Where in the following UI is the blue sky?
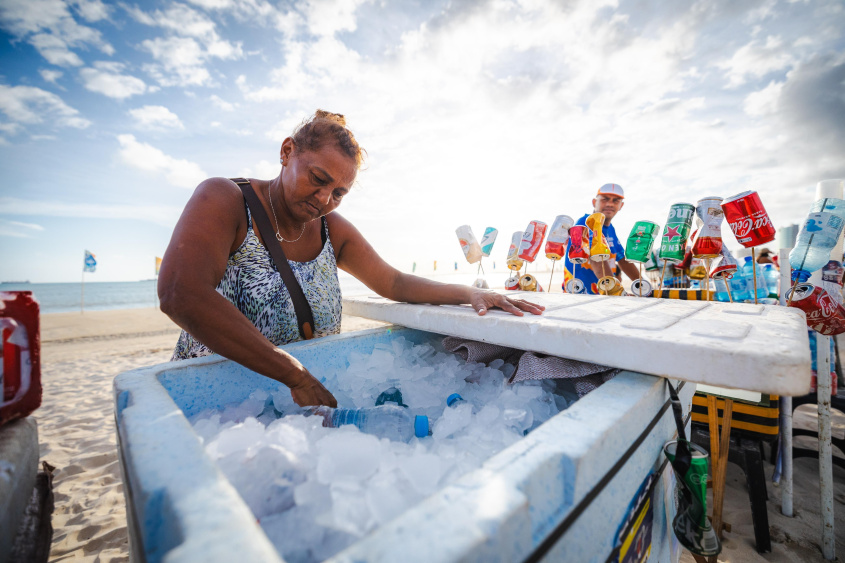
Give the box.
[0,0,843,283]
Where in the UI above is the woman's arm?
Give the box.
[158,178,336,407]
[330,214,544,316]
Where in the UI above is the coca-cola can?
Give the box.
[721,191,776,248]
[786,283,845,336]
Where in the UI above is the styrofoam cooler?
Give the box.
[113,293,811,563]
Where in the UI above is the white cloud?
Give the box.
[80,61,147,99]
[0,219,44,238]
[185,0,235,8]
[70,0,111,22]
[304,0,369,37]
[117,134,207,189]
[744,80,784,117]
[0,197,182,227]
[39,68,63,83]
[128,105,184,129]
[0,0,114,66]
[209,94,235,111]
[0,84,91,129]
[718,36,795,88]
[131,3,243,87]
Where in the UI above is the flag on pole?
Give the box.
[83,250,97,273]
[155,257,162,276]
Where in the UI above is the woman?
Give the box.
[159,110,544,408]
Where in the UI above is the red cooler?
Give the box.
[1,291,41,426]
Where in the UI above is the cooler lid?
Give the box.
[342,292,811,396]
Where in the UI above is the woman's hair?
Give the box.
[291,110,365,168]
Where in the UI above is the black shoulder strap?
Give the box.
[231,178,315,340]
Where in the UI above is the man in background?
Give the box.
[564,183,642,294]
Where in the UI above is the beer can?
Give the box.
[630,278,653,297]
[586,213,611,262]
[456,225,482,263]
[506,231,524,271]
[597,276,624,296]
[786,283,845,336]
[519,274,543,292]
[658,203,695,263]
[546,215,574,260]
[480,227,498,257]
[721,190,776,248]
[625,221,659,263]
[505,273,520,290]
[567,226,590,264]
[518,220,548,262]
[566,278,586,294]
[711,245,738,279]
[692,197,724,258]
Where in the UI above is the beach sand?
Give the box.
[28,308,845,562]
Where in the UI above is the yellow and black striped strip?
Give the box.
[652,289,714,301]
[691,394,780,437]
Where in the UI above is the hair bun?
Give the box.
[315,109,346,127]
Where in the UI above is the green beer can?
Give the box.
[625,220,659,263]
[659,203,695,263]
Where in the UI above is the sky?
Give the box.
[0,0,843,283]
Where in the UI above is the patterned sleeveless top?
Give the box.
[171,205,342,360]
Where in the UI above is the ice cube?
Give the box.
[316,428,381,484]
[398,445,442,496]
[433,403,473,439]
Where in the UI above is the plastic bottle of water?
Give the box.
[306,404,429,442]
[375,386,406,407]
[789,211,845,282]
[762,264,779,299]
[446,393,467,408]
[729,268,750,302]
[809,196,845,221]
[740,257,768,300]
[714,278,731,302]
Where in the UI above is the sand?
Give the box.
[26,308,845,562]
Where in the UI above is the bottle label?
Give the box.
[802,212,844,242]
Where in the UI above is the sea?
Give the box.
[0,271,522,314]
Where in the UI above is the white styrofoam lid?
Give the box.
[342,292,812,396]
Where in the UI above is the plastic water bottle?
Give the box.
[810,196,845,221]
[305,405,429,442]
[729,268,750,302]
[762,264,779,298]
[446,393,467,408]
[714,278,731,302]
[740,257,768,300]
[789,212,845,282]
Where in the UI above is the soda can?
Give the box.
[505,273,520,290]
[597,276,624,296]
[567,226,590,264]
[711,245,738,279]
[658,203,695,263]
[479,227,498,257]
[506,231,524,271]
[692,197,724,259]
[545,215,574,260]
[518,220,548,262]
[586,213,610,261]
[644,250,661,272]
[688,257,707,280]
[625,221,660,263]
[721,190,776,248]
[630,278,653,297]
[566,278,586,294]
[456,225,482,263]
[519,274,544,292]
[786,283,845,336]
[472,278,489,289]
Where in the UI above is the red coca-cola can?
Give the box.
[787,283,845,336]
[721,191,776,248]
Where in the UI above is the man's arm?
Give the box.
[617,258,641,281]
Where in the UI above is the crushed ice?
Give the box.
[190,337,574,562]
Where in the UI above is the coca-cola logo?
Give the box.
[729,215,770,237]
[806,291,840,321]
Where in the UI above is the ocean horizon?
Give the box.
[0,270,530,314]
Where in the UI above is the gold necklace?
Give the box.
[267,182,306,243]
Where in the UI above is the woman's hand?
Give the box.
[289,368,338,408]
[470,289,545,317]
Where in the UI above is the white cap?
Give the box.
[597,183,624,198]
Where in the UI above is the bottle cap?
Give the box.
[414,415,430,438]
[791,269,811,283]
[446,393,463,407]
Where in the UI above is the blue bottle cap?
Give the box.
[414,415,430,438]
[446,393,463,407]
[791,269,811,283]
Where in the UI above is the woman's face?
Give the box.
[280,138,357,222]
